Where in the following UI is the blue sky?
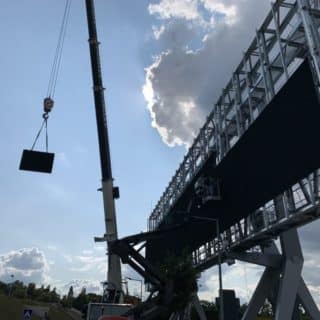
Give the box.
[1,0,319,305]
[0,0,185,293]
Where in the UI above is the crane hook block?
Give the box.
[43,97,54,113]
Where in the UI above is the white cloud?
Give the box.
[64,253,106,274]
[200,0,237,24]
[198,262,263,304]
[0,248,50,285]
[144,0,270,147]
[149,0,199,20]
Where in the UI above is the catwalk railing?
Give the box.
[192,169,320,270]
[148,0,320,231]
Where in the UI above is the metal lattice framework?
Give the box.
[148,0,320,232]
[192,170,320,270]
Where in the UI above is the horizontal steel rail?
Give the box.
[148,0,320,231]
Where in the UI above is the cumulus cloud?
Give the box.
[144,0,270,146]
[149,0,199,20]
[60,279,102,296]
[0,248,50,285]
[64,253,106,273]
[198,262,263,304]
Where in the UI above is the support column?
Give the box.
[241,268,279,320]
[274,229,304,320]
[192,294,207,320]
[298,279,320,319]
[235,231,320,320]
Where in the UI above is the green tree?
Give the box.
[259,300,273,316]
[73,287,88,311]
[12,281,27,299]
[67,286,74,307]
[50,287,60,303]
[27,283,36,299]
[37,284,45,301]
[0,281,9,295]
[87,293,102,303]
[61,295,68,308]
[239,303,248,318]
[160,253,199,314]
[190,301,218,320]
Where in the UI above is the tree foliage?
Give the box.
[0,280,102,313]
[159,253,199,313]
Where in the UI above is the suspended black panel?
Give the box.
[19,150,54,174]
[146,59,320,266]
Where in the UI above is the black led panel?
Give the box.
[146,59,320,266]
[19,150,54,174]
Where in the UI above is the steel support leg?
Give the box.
[275,229,304,320]
[238,230,319,320]
[192,294,207,320]
[298,278,320,319]
[241,267,279,320]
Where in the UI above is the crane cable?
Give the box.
[31,0,72,152]
[47,0,72,98]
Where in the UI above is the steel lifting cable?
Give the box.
[31,114,49,152]
[31,0,71,152]
[47,0,72,98]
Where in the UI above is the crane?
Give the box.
[19,0,127,316]
[85,0,122,304]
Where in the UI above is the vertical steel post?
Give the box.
[85,0,122,302]
[192,216,224,320]
[216,220,224,320]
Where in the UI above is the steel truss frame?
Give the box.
[237,230,320,320]
[192,171,320,319]
[148,0,320,232]
[110,228,208,320]
[112,172,320,318]
[145,1,320,319]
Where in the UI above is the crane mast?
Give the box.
[85,0,122,303]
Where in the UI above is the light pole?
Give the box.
[191,216,224,320]
[126,277,143,302]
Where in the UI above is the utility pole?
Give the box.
[191,216,224,320]
[85,0,122,303]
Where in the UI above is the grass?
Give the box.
[0,295,42,320]
[0,294,77,320]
